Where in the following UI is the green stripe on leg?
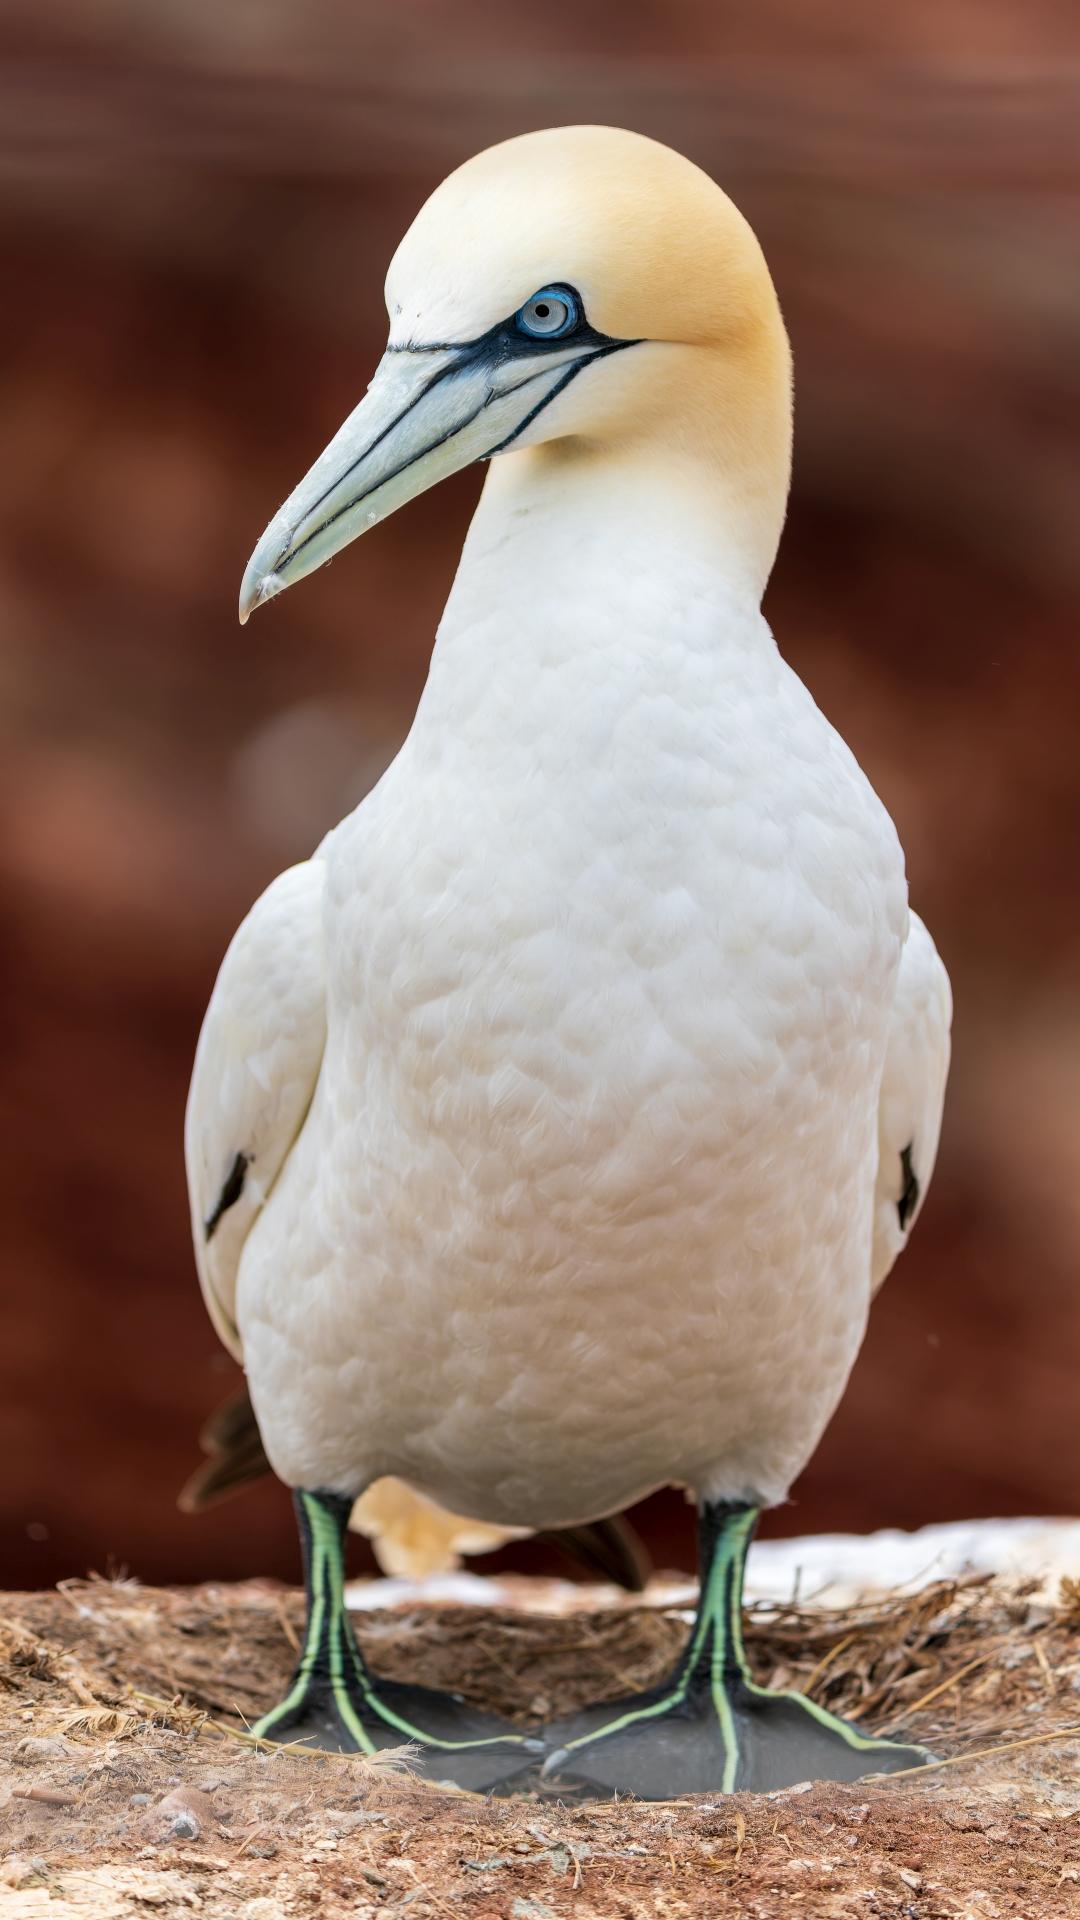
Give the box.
[254,1487,532,1760]
[722,1506,929,1760]
[251,1490,339,1740]
[710,1509,751,1792]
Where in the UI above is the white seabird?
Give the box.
[186,125,951,1796]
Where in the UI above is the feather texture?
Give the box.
[186,125,952,1558]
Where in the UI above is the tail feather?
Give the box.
[177,1382,271,1511]
[538,1515,651,1592]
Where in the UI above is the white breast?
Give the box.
[235,502,908,1530]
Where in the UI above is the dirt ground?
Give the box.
[3,1575,1080,1918]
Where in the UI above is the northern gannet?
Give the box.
[186,125,951,1796]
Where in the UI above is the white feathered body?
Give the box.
[188,479,950,1532]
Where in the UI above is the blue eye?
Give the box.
[517,288,578,338]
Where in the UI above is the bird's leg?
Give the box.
[250,1489,543,1790]
[250,1491,371,1752]
[537,1500,932,1797]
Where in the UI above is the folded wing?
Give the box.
[185,857,328,1356]
[871,909,952,1294]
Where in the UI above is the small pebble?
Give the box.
[139,1787,216,1847]
[13,1737,73,1765]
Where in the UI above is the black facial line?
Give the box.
[281,361,580,568]
[485,339,636,455]
[284,297,619,541]
[284,343,637,568]
[280,353,473,542]
[283,389,492,564]
[276,293,636,559]
[397,284,616,360]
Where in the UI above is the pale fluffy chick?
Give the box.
[350,1479,528,1580]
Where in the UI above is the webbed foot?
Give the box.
[251,1490,543,1793]
[538,1503,932,1798]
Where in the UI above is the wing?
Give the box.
[185,857,327,1357]
[871,908,952,1295]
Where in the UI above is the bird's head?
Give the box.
[240,125,792,622]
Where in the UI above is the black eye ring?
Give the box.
[516,286,580,340]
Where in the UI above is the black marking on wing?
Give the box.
[897,1142,920,1231]
[204,1151,249,1241]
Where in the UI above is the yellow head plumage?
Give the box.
[241,126,792,618]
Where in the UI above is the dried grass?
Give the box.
[741,1570,1080,1758]
[2,1572,1080,1917]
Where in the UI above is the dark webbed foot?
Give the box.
[538,1503,932,1798]
[257,1490,931,1799]
[251,1490,542,1792]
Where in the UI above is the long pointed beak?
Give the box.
[239,337,608,622]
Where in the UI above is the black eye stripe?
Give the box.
[391,283,619,365]
[281,295,641,564]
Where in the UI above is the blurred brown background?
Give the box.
[1,0,1079,1590]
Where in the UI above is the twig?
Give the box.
[877,1652,991,1732]
[235,1824,270,1859]
[800,1633,860,1697]
[865,1720,1080,1780]
[276,1597,301,1655]
[192,1711,482,1795]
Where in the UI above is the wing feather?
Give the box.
[184,857,327,1356]
[871,908,952,1295]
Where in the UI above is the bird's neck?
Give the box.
[434,436,776,689]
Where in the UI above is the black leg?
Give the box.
[251,1489,542,1791]
[536,1500,933,1797]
